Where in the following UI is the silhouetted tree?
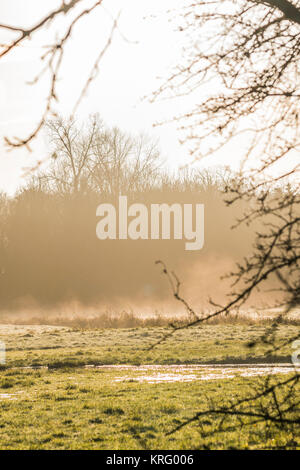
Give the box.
[34,116,161,196]
[151,0,300,447]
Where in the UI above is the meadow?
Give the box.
[0,323,299,450]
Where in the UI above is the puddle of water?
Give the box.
[109,364,296,383]
[2,363,296,384]
[0,391,24,400]
[0,394,18,400]
[91,363,294,371]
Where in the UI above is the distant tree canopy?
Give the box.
[32,115,161,196]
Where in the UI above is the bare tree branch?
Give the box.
[0,0,120,149]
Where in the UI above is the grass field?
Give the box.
[0,323,299,449]
[0,323,298,368]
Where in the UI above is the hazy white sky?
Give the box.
[0,0,237,195]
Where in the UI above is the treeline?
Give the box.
[0,117,256,308]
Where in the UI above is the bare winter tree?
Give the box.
[151,0,300,446]
[90,127,161,195]
[150,0,300,316]
[32,115,161,196]
[36,115,101,194]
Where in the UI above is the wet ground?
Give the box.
[0,364,297,400]
[89,363,296,383]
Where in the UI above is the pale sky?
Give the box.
[0,0,232,195]
[0,0,293,195]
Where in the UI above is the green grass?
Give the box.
[0,367,298,450]
[0,324,299,449]
[0,324,297,369]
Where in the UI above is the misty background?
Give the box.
[0,1,295,325]
[0,116,283,324]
